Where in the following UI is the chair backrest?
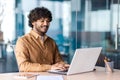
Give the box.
[11,45,19,72]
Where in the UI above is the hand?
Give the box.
[51,63,63,70]
[51,63,70,71]
[64,63,70,68]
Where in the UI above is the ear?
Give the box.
[32,22,35,26]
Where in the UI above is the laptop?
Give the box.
[48,47,102,75]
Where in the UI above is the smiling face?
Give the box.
[32,18,50,36]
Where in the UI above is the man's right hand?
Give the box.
[51,63,69,71]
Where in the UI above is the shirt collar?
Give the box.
[30,29,48,40]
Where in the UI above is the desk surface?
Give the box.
[0,67,120,80]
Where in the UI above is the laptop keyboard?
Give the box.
[57,69,68,72]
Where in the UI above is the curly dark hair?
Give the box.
[28,7,52,28]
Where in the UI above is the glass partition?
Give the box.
[1,0,120,72]
[72,0,120,69]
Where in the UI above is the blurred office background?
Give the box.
[0,0,120,72]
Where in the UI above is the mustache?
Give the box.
[42,25,49,28]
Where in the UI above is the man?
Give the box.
[15,7,69,72]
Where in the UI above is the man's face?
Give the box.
[32,18,50,35]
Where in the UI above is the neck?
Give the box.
[39,32,45,36]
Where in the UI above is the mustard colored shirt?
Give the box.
[15,30,64,72]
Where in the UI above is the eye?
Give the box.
[40,20,44,22]
[46,20,50,23]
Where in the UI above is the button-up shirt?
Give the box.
[15,30,64,72]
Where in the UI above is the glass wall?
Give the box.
[73,0,120,68]
[0,0,15,43]
[0,0,120,72]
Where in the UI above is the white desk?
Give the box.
[0,67,120,80]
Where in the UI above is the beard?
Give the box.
[34,24,49,35]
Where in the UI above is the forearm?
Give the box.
[19,61,51,72]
